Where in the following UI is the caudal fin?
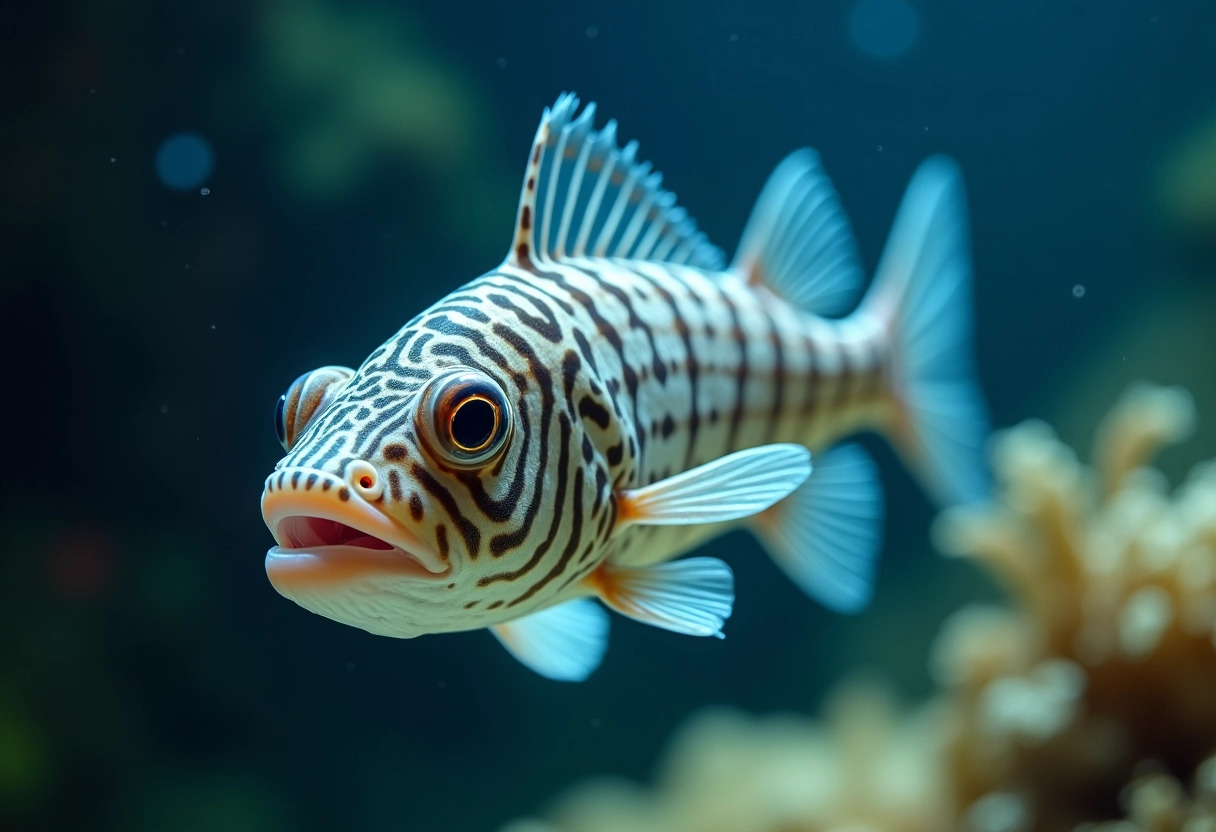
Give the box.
[864,156,990,506]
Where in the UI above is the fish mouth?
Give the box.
[261,468,450,590]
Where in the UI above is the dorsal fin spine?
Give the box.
[616,173,656,258]
[538,107,572,264]
[507,94,724,270]
[592,149,642,257]
[571,121,617,257]
[510,105,552,267]
[555,109,597,258]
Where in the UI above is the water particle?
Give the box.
[877,145,884,152]
[496,57,507,69]
[923,126,930,132]
[590,717,602,728]
[210,324,216,331]
[728,33,739,42]
[345,662,356,672]
[1072,284,1086,298]
[585,25,598,38]
[175,46,185,57]
[437,680,448,690]
[154,132,214,191]
[160,219,168,228]
[89,88,96,94]
[109,157,116,163]
[848,0,920,60]
[159,404,169,414]
[200,187,210,196]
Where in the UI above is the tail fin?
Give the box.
[864,156,990,506]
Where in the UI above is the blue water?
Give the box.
[2,1,1215,830]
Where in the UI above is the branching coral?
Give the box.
[505,385,1216,832]
[935,384,1216,831]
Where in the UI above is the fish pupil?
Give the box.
[274,393,288,449]
[451,398,496,451]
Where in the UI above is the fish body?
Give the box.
[261,94,989,680]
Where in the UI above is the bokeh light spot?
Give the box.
[848,0,920,60]
[154,132,214,191]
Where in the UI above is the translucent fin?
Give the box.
[592,557,734,638]
[489,598,609,682]
[506,93,724,270]
[752,443,883,613]
[731,149,864,317]
[863,156,991,506]
[619,444,812,526]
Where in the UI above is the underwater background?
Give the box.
[3,1,1216,830]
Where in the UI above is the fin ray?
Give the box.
[619,444,812,526]
[863,156,990,506]
[753,443,883,613]
[592,557,734,638]
[732,149,864,316]
[489,598,609,682]
[507,93,724,269]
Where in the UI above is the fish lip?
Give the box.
[260,469,450,580]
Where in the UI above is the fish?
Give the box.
[260,93,990,682]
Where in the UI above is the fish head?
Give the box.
[261,312,613,638]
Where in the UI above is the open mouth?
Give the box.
[277,516,397,552]
[261,469,449,586]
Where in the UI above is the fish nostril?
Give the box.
[345,460,383,500]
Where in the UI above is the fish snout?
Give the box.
[261,462,449,587]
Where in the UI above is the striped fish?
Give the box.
[261,93,989,681]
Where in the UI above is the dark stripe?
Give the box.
[766,313,785,443]
[800,327,820,421]
[483,324,555,556]
[435,524,450,561]
[480,410,572,585]
[530,265,643,468]
[573,328,599,375]
[574,264,667,385]
[631,266,702,467]
[485,285,563,342]
[412,463,482,558]
[509,443,584,606]
[578,395,611,429]
[716,284,749,451]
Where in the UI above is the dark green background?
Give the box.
[3,1,1215,830]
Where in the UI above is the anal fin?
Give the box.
[589,557,734,638]
[489,598,609,682]
[751,443,883,613]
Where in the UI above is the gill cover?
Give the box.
[275,366,355,451]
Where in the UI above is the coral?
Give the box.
[504,681,949,832]
[505,385,1216,832]
[935,384,1215,831]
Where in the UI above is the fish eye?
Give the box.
[421,371,513,467]
[276,365,355,451]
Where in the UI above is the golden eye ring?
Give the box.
[419,371,513,467]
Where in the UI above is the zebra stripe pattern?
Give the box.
[272,254,891,630]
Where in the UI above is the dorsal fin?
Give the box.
[731,149,864,317]
[507,93,724,270]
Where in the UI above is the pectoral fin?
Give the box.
[589,557,734,638]
[489,598,609,682]
[617,444,812,527]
